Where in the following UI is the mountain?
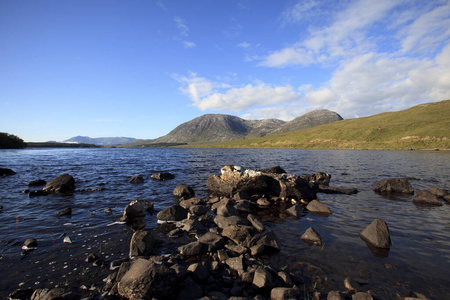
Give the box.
[64,136,136,146]
[142,109,341,145]
[271,109,343,134]
[207,100,450,150]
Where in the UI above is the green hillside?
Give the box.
[198,100,450,150]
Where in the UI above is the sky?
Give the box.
[1,0,449,142]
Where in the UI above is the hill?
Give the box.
[64,136,136,146]
[137,109,341,146]
[203,100,450,150]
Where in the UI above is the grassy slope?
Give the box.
[194,100,450,150]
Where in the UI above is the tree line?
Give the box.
[0,132,26,149]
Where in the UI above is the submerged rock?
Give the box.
[0,168,16,176]
[128,175,144,183]
[360,219,391,249]
[413,190,443,206]
[372,178,414,195]
[28,190,50,198]
[300,227,322,246]
[306,200,332,216]
[55,207,72,216]
[28,179,46,187]
[43,174,75,194]
[151,172,175,181]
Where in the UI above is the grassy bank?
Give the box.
[191,100,450,150]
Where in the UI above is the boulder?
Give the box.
[319,186,358,195]
[176,277,202,300]
[31,288,75,300]
[256,165,286,174]
[151,172,175,181]
[303,172,331,186]
[197,232,225,252]
[216,202,240,217]
[359,219,391,249]
[28,179,46,187]
[306,200,332,216]
[178,241,203,256]
[214,215,247,229]
[286,204,304,218]
[128,175,144,183]
[255,230,280,253]
[430,187,448,198]
[0,168,16,176]
[221,225,259,248]
[122,199,146,221]
[173,184,195,198]
[226,256,245,275]
[129,230,156,258]
[253,266,273,289]
[187,262,209,282]
[327,291,343,300]
[179,197,204,209]
[372,178,414,195]
[270,287,301,300]
[43,174,75,194]
[300,227,322,246]
[413,190,443,206]
[117,258,176,299]
[157,205,188,222]
[247,214,265,232]
[352,292,373,300]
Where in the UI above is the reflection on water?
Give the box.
[0,148,449,298]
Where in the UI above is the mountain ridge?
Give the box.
[64,136,136,146]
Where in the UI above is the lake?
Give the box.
[0,148,449,298]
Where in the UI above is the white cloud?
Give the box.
[237,42,251,48]
[183,41,196,48]
[174,16,189,36]
[175,73,301,114]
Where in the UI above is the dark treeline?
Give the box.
[0,132,26,149]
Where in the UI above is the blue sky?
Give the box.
[1,0,449,142]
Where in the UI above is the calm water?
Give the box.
[0,148,449,298]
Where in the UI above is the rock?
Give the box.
[214,215,247,229]
[301,227,322,246]
[277,271,293,286]
[217,249,229,261]
[0,168,16,176]
[270,287,301,300]
[319,186,358,195]
[372,178,414,195]
[151,172,175,181]
[253,266,272,289]
[226,256,245,275]
[24,238,37,248]
[173,184,195,198]
[85,253,99,263]
[122,199,146,221]
[352,292,373,300]
[257,197,271,207]
[43,174,75,194]
[216,202,240,217]
[198,232,225,252]
[327,291,343,300]
[413,190,443,206]
[128,175,144,183]
[55,207,72,216]
[182,219,206,233]
[28,179,46,187]
[429,187,448,198]
[360,219,392,249]
[256,165,286,174]
[28,190,50,198]
[234,200,253,213]
[63,236,72,243]
[306,200,332,216]
[157,205,188,222]
[189,204,209,216]
[188,262,209,282]
[255,230,280,253]
[250,244,265,256]
[117,258,176,299]
[303,172,331,186]
[222,225,259,248]
[104,207,112,213]
[176,277,203,300]
[247,214,265,232]
[129,230,156,258]
[180,197,204,209]
[31,288,74,300]
[344,277,361,292]
[286,204,304,218]
[8,288,34,300]
[179,241,203,256]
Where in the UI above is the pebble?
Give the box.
[63,236,72,244]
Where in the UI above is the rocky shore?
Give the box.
[4,166,449,300]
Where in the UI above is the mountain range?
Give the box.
[125,109,343,146]
[64,136,136,145]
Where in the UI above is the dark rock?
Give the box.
[24,238,37,248]
[189,204,209,216]
[303,172,331,186]
[0,168,16,176]
[226,256,245,275]
[176,277,203,300]
[247,214,265,232]
[216,202,240,217]
[306,200,332,216]
[104,207,112,213]
[198,232,225,252]
[327,291,343,300]
[319,186,358,195]
[188,262,209,282]
[128,175,144,183]
[360,219,391,249]
[85,253,99,263]
[413,190,443,206]
[270,287,301,300]
[178,241,203,256]
[55,207,72,216]
[344,277,361,292]
[286,204,304,218]
[151,172,175,181]
[180,197,204,209]
[256,165,286,174]
[157,205,188,222]
[277,271,293,286]
[300,227,322,246]
[214,215,247,229]
[253,266,273,289]
[122,199,146,221]
[43,174,75,194]
[430,187,448,198]
[255,230,280,253]
[28,179,46,187]
[117,258,176,299]
[173,184,195,198]
[31,288,75,300]
[351,292,373,300]
[28,190,50,198]
[129,230,156,258]
[222,225,259,248]
[181,219,206,233]
[8,288,34,299]
[372,178,414,195]
[234,200,253,213]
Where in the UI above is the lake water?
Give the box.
[0,148,449,298]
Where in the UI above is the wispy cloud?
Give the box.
[174,16,189,36]
[183,41,196,48]
[237,42,251,48]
